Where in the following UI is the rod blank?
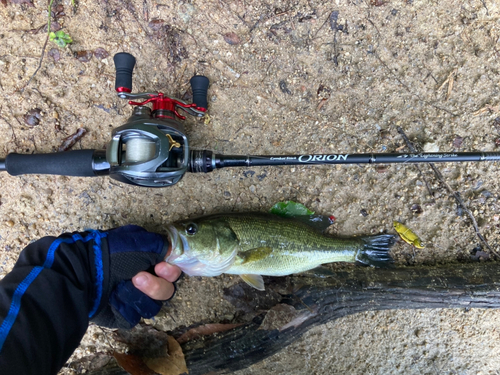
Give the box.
[188,150,500,172]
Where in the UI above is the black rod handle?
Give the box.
[5,150,101,177]
[114,52,136,92]
[190,75,209,110]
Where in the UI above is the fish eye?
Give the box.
[185,223,198,236]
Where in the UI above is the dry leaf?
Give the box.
[114,328,188,375]
[114,352,156,375]
[58,128,86,151]
[48,48,61,62]
[74,50,93,62]
[452,136,463,149]
[94,47,109,59]
[223,32,241,45]
[143,336,188,375]
[177,323,243,344]
[50,22,62,32]
[148,19,165,31]
[24,108,42,127]
[375,165,388,173]
[53,4,64,13]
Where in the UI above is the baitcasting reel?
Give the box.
[107,53,208,187]
[0,52,500,188]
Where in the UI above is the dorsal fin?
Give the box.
[269,201,334,232]
[291,214,335,232]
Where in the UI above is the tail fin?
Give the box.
[356,234,395,267]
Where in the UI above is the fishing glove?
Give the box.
[90,225,172,329]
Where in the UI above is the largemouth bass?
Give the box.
[165,213,394,290]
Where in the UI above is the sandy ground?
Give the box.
[1,0,500,373]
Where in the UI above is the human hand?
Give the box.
[90,225,182,329]
[132,262,182,300]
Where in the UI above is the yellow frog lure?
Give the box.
[393,221,425,248]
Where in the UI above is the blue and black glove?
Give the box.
[90,225,173,328]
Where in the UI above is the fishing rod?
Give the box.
[0,52,499,188]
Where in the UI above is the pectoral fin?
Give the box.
[238,247,273,264]
[240,274,265,291]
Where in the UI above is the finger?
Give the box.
[155,262,182,282]
[132,271,176,300]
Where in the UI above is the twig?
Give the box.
[436,68,457,101]
[260,58,276,82]
[396,126,498,257]
[174,62,187,89]
[473,104,500,116]
[249,14,264,33]
[481,0,489,16]
[396,127,435,203]
[21,0,55,92]
[311,11,332,39]
[21,34,49,92]
[142,0,149,22]
[329,11,340,66]
[0,107,19,146]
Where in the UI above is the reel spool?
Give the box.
[124,138,156,164]
[106,106,190,187]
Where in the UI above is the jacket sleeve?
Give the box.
[0,230,110,375]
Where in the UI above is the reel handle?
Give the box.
[114,52,136,93]
[190,75,209,110]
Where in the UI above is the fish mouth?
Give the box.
[164,225,190,262]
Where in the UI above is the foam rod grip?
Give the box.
[5,150,97,177]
